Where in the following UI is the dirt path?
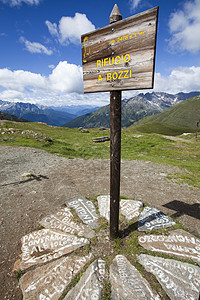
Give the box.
[0,146,199,299]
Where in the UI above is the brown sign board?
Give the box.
[81,6,159,93]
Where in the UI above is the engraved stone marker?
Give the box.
[97,195,143,222]
[120,199,143,221]
[20,228,89,270]
[137,254,200,300]
[40,207,95,238]
[20,253,92,300]
[64,258,106,299]
[138,229,200,265]
[66,197,98,228]
[97,195,110,221]
[138,206,176,231]
[110,255,161,299]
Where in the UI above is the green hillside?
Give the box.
[0,111,29,122]
[64,105,110,128]
[0,120,200,188]
[132,122,193,136]
[134,95,200,130]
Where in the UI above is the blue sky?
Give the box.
[0,0,200,107]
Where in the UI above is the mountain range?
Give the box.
[134,94,200,131]
[0,91,199,127]
[63,91,200,128]
[0,100,100,127]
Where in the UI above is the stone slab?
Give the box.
[66,197,98,228]
[138,206,176,232]
[63,258,106,299]
[97,195,143,222]
[97,195,110,221]
[138,229,200,265]
[20,253,92,300]
[137,254,200,300]
[40,207,95,238]
[20,228,89,270]
[110,255,161,299]
[120,199,143,221]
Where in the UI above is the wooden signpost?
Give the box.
[81,4,158,239]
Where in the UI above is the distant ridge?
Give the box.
[0,111,29,122]
[63,91,200,128]
[0,100,76,127]
[134,94,200,131]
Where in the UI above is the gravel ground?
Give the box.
[0,145,199,299]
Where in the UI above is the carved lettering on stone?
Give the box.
[97,195,143,222]
[139,229,200,265]
[97,195,110,221]
[120,199,143,221]
[66,197,98,228]
[40,207,95,238]
[64,258,106,299]
[138,206,176,231]
[20,228,89,270]
[110,255,160,299]
[137,254,200,300]
[20,253,93,300]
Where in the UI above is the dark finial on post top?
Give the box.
[109,4,122,24]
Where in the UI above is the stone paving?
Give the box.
[138,254,200,300]
[138,206,176,231]
[138,229,200,265]
[17,195,200,300]
[110,255,161,299]
[97,195,143,222]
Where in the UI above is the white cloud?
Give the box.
[45,21,58,37]
[0,61,84,106]
[20,37,53,55]
[154,66,200,94]
[46,13,95,45]
[0,64,199,107]
[168,0,200,53]
[48,64,55,69]
[130,0,142,10]
[49,61,83,93]
[0,68,46,91]
[0,90,25,101]
[0,0,41,6]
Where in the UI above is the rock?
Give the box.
[92,136,110,143]
[97,195,110,221]
[63,258,106,299]
[137,254,200,300]
[20,228,89,270]
[40,207,95,238]
[138,229,200,265]
[20,253,93,300]
[66,197,98,228]
[21,173,33,178]
[110,255,160,299]
[97,195,143,222]
[120,199,143,221]
[99,127,107,131]
[81,129,89,133]
[138,206,176,231]
[12,259,21,273]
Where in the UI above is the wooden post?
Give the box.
[109,4,122,240]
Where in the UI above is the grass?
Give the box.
[0,120,199,187]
